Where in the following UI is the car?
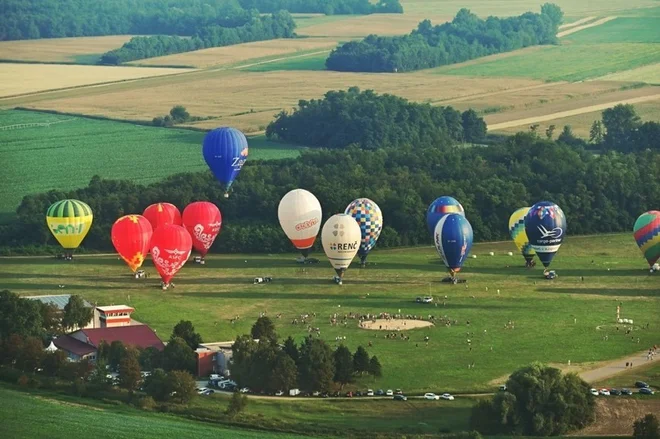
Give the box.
[422,296,433,303]
[424,393,440,400]
[635,381,650,388]
[202,389,215,396]
[367,389,374,396]
[639,388,655,395]
[275,390,284,396]
[345,391,353,398]
[499,385,507,392]
[393,394,408,401]
[321,392,329,398]
[415,297,423,303]
[621,388,633,395]
[355,391,363,397]
[610,388,621,396]
[386,389,394,396]
[598,389,610,396]
[440,393,455,401]
[589,388,599,396]
[197,387,208,394]
[395,389,403,395]
[239,387,250,394]
[375,389,385,396]
[312,391,321,397]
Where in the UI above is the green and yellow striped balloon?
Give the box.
[508,207,536,264]
[46,199,93,249]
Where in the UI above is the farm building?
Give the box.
[24,294,96,329]
[195,341,234,377]
[96,305,135,328]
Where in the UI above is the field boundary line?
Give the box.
[558,16,617,38]
[488,93,660,130]
[230,49,332,70]
[433,81,567,105]
[0,118,76,131]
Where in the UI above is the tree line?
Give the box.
[99,11,296,65]
[266,87,487,149]
[325,3,563,72]
[237,0,403,14]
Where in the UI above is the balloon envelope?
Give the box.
[182,201,222,258]
[111,215,153,272]
[344,198,383,263]
[633,210,660,268]
[278,189,322,257]
[143,203,182,231]
[524,202,567,268]
[508,207,536,263]
[434,213,473,274]
[46,199,93,249]
[202,127,248,197]
[321,214,361,277]
[427,196,465,235]
[150,224,192,284]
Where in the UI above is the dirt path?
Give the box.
[557,17,617,38]
[488,93,660,130]
[579,350,656,383]
[558,16,597,30]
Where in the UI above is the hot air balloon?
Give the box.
[143,203,181,231]
[508,207,537,268]
[427,196,465,235]
[111,215,153,273]
[203,127,248,198]
[278,189,322,260]
[150,224,192,290]
[524,201,567,271]
[46,199,93,259]
[182,201,222,263]
[633,210,660,270]
[433,213,473,281]
[321,214,361,285]
[345,198,383,267]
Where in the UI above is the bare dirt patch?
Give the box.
[572,399,660,436]
[360,319,434,331]
[0,35,134,63]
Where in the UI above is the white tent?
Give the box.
[44,341,58,352]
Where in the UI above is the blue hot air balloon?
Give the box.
[427,196,465,235]
[524,201,567,269]
[202,127,249,198]
[433,213,473,278]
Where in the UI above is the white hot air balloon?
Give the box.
[278,189,322,259]
[321,214,361,285]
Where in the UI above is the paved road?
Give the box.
[579,349,656,383]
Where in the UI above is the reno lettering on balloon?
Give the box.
[193,221,222,250]
[152,246,190,276]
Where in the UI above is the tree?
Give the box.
[144,368,170,401]
[40,303,62,336]
[470,362,595,436]
[529,124,540,135]
[251,316,277,343]
[271,352,298,392]
[0,290,44,339]
[541,3,564,26]
[168,370,196,404]
[353,346,370,374]
[589,120,604,144]
[108,340,126,371]
[61,295,93,331]
[139,346,163,371]
[42,350,68,377]
[462,109,487,143]
[89,358,112,390]
[283,336,299,365]
[368,355,382,378]
[333,345,354,387]
[119,347,142,392]
[169,105,190,123]
[0,333,24,366]
[634,414,660,439]
[557,125,580,146]
[97,340,110,362]
[298,338,335,392]
[226,391,248,417]
[545,125,556,140]
[171,320,203,351]
[602,104,641,151]
[230,335,258,386]
[163,336,196,374]
[17,336,45,372]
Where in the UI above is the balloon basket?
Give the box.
[441,276,467,284]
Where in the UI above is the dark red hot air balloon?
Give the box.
[143,203,182,231]
[111,215,153,273]
[150,224,192,289]
[182,201,222,260]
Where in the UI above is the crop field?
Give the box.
[564,17,660,44]
[299,12,451,37]
[597,63,660,84]
[0,63,191,98]
[0,35,134,64]
[241,52,329,72]
[0,110,301,218]
[2,234,659,394]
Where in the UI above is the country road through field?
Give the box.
[557,17,617,38]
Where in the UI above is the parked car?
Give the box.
[422,296,433,303]
[424,393,440,400]
[375,389,385,396]
[589,388,599,396]
[395,389,403,395]
[610,389,622,396]
[345,391,353,398]
[639,388,655,395]
[415,297,423,303]
[621,388,633,395]
[275,390,284,396]
[367,389,374,396]
[386,389,394,396]
[499,385,507,392]
[355,391,363,397]
[239,387,250,394]
[635,381,650,388]
[202,389,215,396]
[197,387,208,395]
[393,394,408,401]
[312,391,321,397]
[440,393,455,401]
[598,389,610,396]
[289,389,301,397]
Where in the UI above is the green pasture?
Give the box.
[0,386,311,439]
[2,234,659,394]
[565,17,660,44]
[0,110,301,219]
[241,52,328,72]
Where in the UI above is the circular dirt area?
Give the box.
[360,319,434,331]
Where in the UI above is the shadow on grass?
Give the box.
[537,287,659,297]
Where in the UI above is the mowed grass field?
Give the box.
[0,110,301,218]
[0,35,135,64]
[2,234,658,394]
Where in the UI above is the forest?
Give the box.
[99,11,296,65]
[1,100,658,255]
[266,87,487,149]
[237,0,402,14]
[325,3,563,72]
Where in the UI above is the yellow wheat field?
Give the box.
[300,13,451,37]
[0,63,193,98]
[0,35,135,63]
[130,37,341,68]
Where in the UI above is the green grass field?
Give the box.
[241,52,328,72]
[2,234,659,394]
[0,110,300,219]
[565,17,660,44]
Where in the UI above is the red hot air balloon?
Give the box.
[143,203,182,231]
[111,215,153,273]
[150,224,192,290]
[182,201,222,261]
